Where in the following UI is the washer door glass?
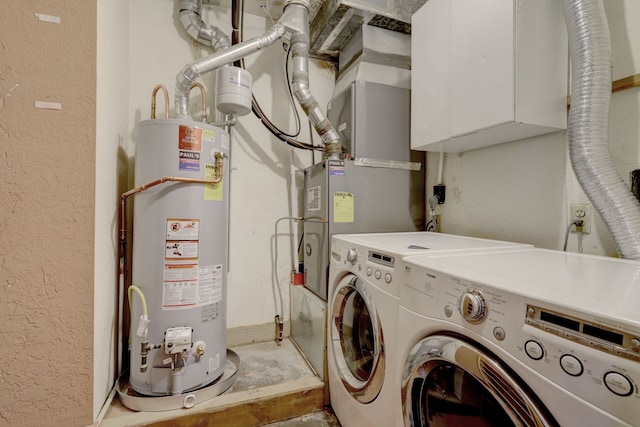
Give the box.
[331,274,384,403]
[402,335,557,427]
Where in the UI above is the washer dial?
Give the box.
[459,289,488,324]
[346,249,358,265]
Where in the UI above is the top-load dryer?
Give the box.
[398,248,640,427]
[328,232,531,427]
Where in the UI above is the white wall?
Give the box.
[425,0,640,257]
[95,0,130,419]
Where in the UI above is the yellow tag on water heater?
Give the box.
[334,191,354,223]
[204,163,223,201]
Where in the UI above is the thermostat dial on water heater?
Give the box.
[459,289,488,324]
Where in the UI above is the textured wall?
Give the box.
[0,2,96,426]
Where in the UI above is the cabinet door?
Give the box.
[450,0,514,136]
[411,0,451,148]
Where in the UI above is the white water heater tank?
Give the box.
[130,117,230,396]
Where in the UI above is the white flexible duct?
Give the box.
[179,0,231,50]
[563,0,640,259]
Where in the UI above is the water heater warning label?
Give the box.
[178,125,203,151]
[166,219,200,241]
[198,264,223,305]
[162,264,199,309]
[162,263,222,310]
[166,241,198,259]
[163,218,204,310]
[162,264,222,310]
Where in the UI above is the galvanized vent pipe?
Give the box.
[563,0,640,259]
[179,0,230,50]
[174,0,341,157]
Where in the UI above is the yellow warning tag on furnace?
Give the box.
[204,163,223,201]
[333,191,354,223]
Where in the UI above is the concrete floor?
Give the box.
[230,339,317,392]
[101,339,332,427]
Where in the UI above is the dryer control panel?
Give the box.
[400,262,640,426]
[525,304,640,363]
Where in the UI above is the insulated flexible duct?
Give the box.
[563,0,640,259]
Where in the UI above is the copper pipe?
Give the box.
[119,175,224,268]
[210,153,224,184]
[122,176,220,199]
[189,82,208,122]
[151,84,170,119]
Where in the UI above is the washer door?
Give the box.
[331,274,385,403]
[402,335,558,427]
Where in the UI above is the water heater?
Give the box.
[129,117,230,396]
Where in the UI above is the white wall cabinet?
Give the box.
[411,0,568,153]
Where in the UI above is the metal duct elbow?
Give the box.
[563,0,640,259]
[179,0,230,50]
[285,3,341,158]
[175,24,286,117]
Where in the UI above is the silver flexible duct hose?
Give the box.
[179,0,230,50]
[563,0,640,259]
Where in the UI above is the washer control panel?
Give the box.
[364,250,396,287]
[333,240,402,296]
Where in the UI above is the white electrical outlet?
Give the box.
[570,203,591,234]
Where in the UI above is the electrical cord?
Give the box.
[563,219,584,251]
[284,44,301,138]
[427,195,440,232]
[426,219,440,232]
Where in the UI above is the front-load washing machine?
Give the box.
[398,248,640,426]
[328,232,531,427]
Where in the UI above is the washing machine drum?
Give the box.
[331,275,384,403]
[402,335,558,427]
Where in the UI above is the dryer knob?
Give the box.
[459,290,487,324]
[346,249,358,265]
